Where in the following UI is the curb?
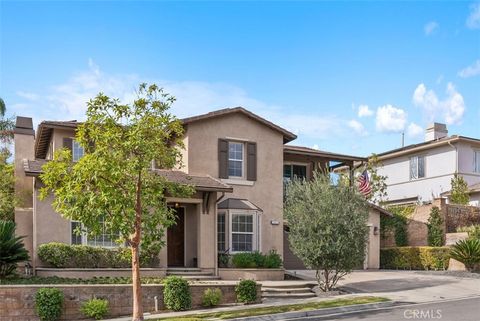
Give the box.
[231,301,396,321]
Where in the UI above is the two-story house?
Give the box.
[14,107,386,279]
[378,123,480,205]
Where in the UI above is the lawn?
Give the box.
[156,296,389,320]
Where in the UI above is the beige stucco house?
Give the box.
[14,107,387,279]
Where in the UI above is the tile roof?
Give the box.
[218,198,262,211]
[23,159,233,192]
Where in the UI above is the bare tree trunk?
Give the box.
[132,174,143,321]
[131,243,143,321]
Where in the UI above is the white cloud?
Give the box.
[347,119,367,136]
[424,21,439,35]
[412,82,465,125]
[458,59,480,78]
[407,122,423,138]
[16,91,39,101]
[375,105,407,133]
[357,104,373,117]
[466,2,480,29]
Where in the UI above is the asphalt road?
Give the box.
[294,297,480,321]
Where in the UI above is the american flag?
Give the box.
[357,170,372,197]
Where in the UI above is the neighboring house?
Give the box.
[377,123,480,205]
[14,107,386,278]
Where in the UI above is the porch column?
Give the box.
[196,192,217,272]
[158,234,168,268]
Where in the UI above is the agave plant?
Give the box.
[0,220,30,278]
[450,239,480,272]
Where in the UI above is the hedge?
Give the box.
[380,246,450,270]
[38,242,158,268]
[229,250,282,269]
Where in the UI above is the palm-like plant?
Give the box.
[450,239,480,272]
[0,220,30,278]
[0,98,14,143]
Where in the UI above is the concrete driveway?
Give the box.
[288,270,480,303]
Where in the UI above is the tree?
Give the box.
[284,173,369,291]
[450,175,469,205]
[427,206,444,246]
[0,98,14,144]
[0,149,15,221]
[40,84,194,321]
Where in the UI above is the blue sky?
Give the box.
[1,1,479,156]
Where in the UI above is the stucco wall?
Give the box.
[379,145,457,203]
[184,113,284,257]
[367,209,381,269]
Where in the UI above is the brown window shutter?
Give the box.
[218,139,229,179]
[63,137,73,160]
[247,142,257,181]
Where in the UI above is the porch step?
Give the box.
[166,271,214,276]
[262,287,312,293]
[262,292,316,299]
[261,282,316,300]
[166,267,202,272]
[166,268,219,281]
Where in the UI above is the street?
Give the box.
[294,297,480,321]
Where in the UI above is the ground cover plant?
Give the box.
[80,298,109,320]
[0,276,164,285]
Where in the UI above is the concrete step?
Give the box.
[166,271,213,276]
[262,287,312,293]
[179,275,221,281]
[262,292,316,299]
[166,267,202,272]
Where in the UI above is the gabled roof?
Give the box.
[284,145,366,162]
[181,107,297,143]
[22,159,233,193]
[377,135,480,160]
[35,120,80,159]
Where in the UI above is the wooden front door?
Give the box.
[167,207,185,267]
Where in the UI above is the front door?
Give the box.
[167,207,185,267]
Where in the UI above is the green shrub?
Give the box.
[263,250,282,268]
[35,288,64,321]
[218,253,230,268]
[235,279,257,304]
[163,276,191,311]
[37,242,157,268]
[450,239,480,271]
[457,225,480,241]
[201,288,222,307]
[0,220,30,278]
[427,207,444,246]
[80,298,109,320]
[384,205,415,246]
[231,251,283,269]
[380,247,450,270]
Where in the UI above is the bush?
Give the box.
[450,239,480,271]
[202,288,222,307]
[80,298,109,320]
[235,279,257,304]
[380,247,450,270]
[230,251,283,269]
[218,253,230,268]
[0,220,30,278]
[35,288,64,321]
[37,242,157,268]
[427,207,444,246]
[163,276,191,311]
[457,225,480,241]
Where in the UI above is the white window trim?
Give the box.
[228,210,259,253]
[71,138,85,162]
[473,150,480,173]
[70,220,120,248]
[228,141,245,179]
[217,212,227,252]
[409,155,426,180]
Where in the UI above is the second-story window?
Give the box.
[72,140,84,162]
[474,151,480,173]
[283,164,307,182]
[228,142,244,178]
[410,155,425,180]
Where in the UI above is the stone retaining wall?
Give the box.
[0,283,261,321]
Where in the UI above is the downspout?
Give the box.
[214,192,226,277]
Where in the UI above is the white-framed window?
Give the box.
[217,213,226,252]
[230,212,255,252]
[70,219,120,248]
[410,155,425,180]
[228,142,244,178]
[72,140,85,162]
[474,150,480,173]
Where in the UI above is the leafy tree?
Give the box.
[0,149,15,221]
[0,98,14,143]
[0,220,30,278]
[40,84,194,321]
[427,206,444,246]
[450,175,469,205]
[284,173,369,291]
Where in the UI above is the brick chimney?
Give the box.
[425,123,448,142]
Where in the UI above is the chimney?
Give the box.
[425,123,448,142]
[14,116,35,207]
